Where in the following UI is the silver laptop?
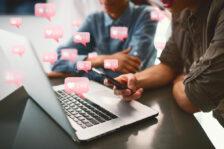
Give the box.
[0,29,158,142]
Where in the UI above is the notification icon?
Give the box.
[4,70,24,87]
[35,3,56,21]
[10,18,22,28]
[110,27,128,42]
[12,45,25,56]
[61,49,78,62]
[77,61,91,73]
[44,26,63,42]
[104,59,118,72]
[73,32,90,47]
[42,52,58,65]
[88,52,98,60]
[64,77,89,99]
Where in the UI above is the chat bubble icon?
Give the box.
[104,59,118,72]
[10,17,22,28]
[44,26,63,42]
[77,61,91,73]
[42,52,58,65]
[4,70,24,87]
[72,19,82,29]
[155,41,166,50]
[61,49,78,62]
[12,45,25,56]
[88,52,98,60]
[35,3,55,21]
[73,32,90,47]
[64,77,89,99]
[110,27,128,42]
[150,10,165,22]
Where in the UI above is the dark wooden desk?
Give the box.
[0,78,214,149]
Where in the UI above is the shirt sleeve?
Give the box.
[184,9,224,112]
[52,14,96,74]
[128,7,158,69]
[159,14,184,74]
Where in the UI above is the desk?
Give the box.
[0,78,214,149]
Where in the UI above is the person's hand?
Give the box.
[86,47,142,74]
[110,47,141,74]
[104,73,143,101]
[47,71,79,78]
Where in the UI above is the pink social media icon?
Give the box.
[10,18,22,28]
[73,32,90,47]
[77,61,91,73]
[4,70,24,87]
[150,10,165,22]
[72,19,82,29]
[42,52,58,65]
[35,3,55,21]
[104,59,118,72]
[61,49,78,62]
[88,52,98,60]
[64,77,89,99]
[44,26,63,42]
[110,27,128,42]
[155,41,166,50]
[12,45,25,56]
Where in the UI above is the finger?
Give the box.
[127,55,142,65]
[126,74,136,89]
[114,86,131,96]
[121,46,132,54]
[124,63,139,73]
[104,78,114,86]
[123,88,143,101]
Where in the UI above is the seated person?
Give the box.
[105,0,224,126]
[49,0,158,83]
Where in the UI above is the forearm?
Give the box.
[134,63,176,89]
[172,75,199,114]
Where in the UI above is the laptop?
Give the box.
[0,29,158,142]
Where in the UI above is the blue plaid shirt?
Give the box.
[52,2,157,83]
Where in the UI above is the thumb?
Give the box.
[126,74,136,90]
[121,46,132,54]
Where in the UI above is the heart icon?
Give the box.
[39,8,44,13]
[112,31,118,35]
[46,30,52,35]
[75,35,82,41]
[6,74,14,81]
[67,82,75,89]
[11,20,17,24]
[62,52,69,57]
[14,48,20,52]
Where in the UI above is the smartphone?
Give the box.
[92,68,135,94]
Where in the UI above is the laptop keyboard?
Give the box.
[55,90,118,129]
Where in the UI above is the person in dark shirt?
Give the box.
[105,0,224,126]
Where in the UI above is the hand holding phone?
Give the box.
[92,68,135,94]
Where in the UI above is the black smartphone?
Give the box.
[92,68,135,94]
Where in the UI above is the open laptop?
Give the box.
[0,29,158,142]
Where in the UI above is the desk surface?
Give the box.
[0,78,214,149]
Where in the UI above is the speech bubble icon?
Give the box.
[150,10,165,22]
[35,3,55,21]
[104,59,118,72]
[4,70,24,87]
[77,61,91,73]
[110,26,128,42]
[155,41,166,50]
[10,18,22,28]
[72,19,82,29]
[88,52,98,60]
[61,49,78,62]
[73,32,90,47]
[64,77,89,99]
[12,45,25,56]
[42,52,58,65]
[44,26,63,42]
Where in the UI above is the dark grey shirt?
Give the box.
[159,0,224,125]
